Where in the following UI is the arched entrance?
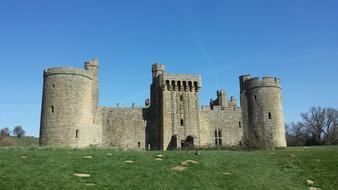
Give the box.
[181,136,194,149]
[167,135,178,150]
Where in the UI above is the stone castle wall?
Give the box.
[40,60,286,150]
[199,90,243,147]
[200,106,242,147]
[99,107,146,149]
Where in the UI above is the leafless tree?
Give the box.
[286,122,307,146]
[300,106,338,145]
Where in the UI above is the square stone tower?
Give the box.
[147,64,202,150]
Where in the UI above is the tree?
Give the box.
[286,106,338,146]
[324,108,338,144]
[13,125,25,137]
[300,106,338,145]
[285,122,308,146]
[0,128,10,137]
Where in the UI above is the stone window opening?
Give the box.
[254,95,257,102]
[183,81,187,91]
[76,129,79,139]
[166,80,170,91]
[180,95,184,101]
[194,81,198,91]
[50,105,54,113]
[52,84,55,88]
[239,121,242,128]
[138,142,140,148]
[268,112,272,120]
[177,81,181,91]
[214,129,222,146]
[180,119,184,126]
[188,81,192,91]
[171,80,176,91]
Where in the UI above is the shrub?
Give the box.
[0,136,16,147]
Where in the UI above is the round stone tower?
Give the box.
[39,67,94,147]
[240,75,286,149]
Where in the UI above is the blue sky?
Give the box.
[0,0,337,137]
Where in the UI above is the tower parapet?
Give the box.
[239,75,286,149]
[159,73,202,92]
[245,77,281,90]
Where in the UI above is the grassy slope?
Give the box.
[0,146,337,190]
[10,137,39,147]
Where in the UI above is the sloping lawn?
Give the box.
[0,146,337,190]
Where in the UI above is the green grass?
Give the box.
[10,136,39,147]
[0,146,337,190]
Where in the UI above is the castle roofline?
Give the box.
[44,67,93,79]
[160,73,202,88]
[245,76,281,90]
[162,73,201,82]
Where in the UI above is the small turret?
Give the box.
[239,75,252,93]
[152,63,165,80]
[84,58,99,108]
[85,58,99,78]
[217,90,227,108]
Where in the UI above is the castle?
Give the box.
[39,59,286,150]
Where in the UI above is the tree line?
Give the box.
[286,106,338,146]
[0,126,26,147]
[0,125,26,138]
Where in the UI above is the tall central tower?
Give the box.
[147,63,202,150]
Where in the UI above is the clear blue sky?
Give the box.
[0,0,337,137]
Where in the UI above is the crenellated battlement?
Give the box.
[84,58,99,68]
[208,90,238,110]
[158,73,202,92]
[44,67,93,79]
[240,75,281,91]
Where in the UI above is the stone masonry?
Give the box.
[39,59,287,150]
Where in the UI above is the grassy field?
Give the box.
[10,137,39,147]
[0,146,337,190]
